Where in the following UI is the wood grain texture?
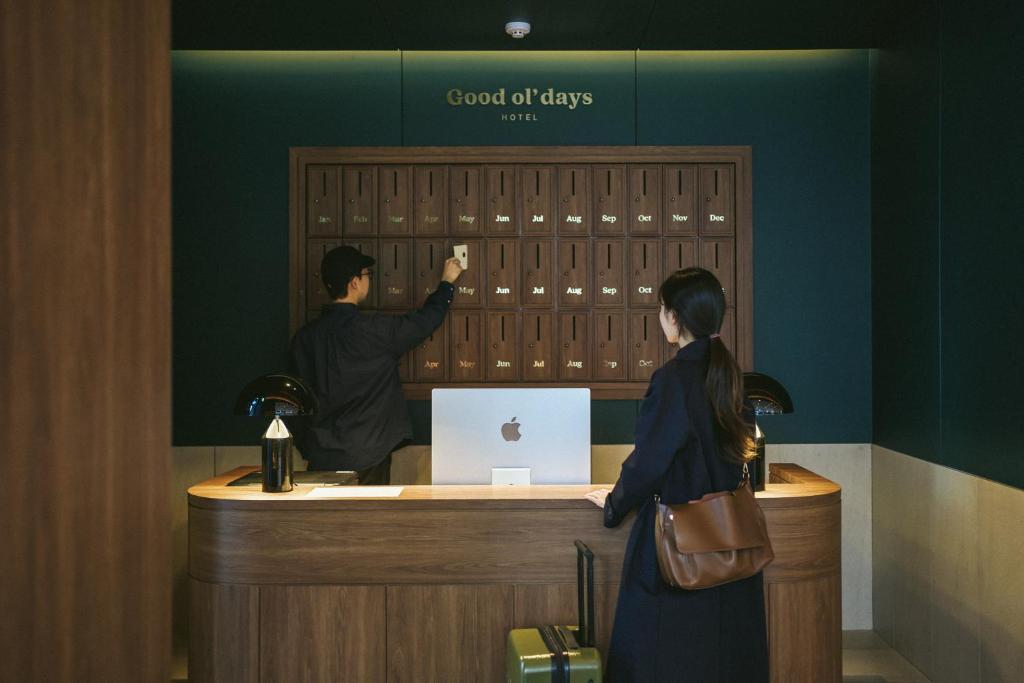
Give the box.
[188,464,842,681]
[768,574,843,683]
[260,585,386,683]
[190,505,631,585]
[290,145,755,399]
[386,584,514,683]
[189,580,259,683]
[0,1,171,681]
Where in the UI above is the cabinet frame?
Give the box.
[291,146,753,400]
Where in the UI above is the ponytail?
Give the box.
[705,336,755,465]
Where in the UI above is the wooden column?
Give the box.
[0,1,171,681]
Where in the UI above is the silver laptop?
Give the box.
[431,388,591,484]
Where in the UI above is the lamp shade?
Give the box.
[234,374,318,417]
[742,372,794,416]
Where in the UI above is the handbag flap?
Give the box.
[657,482,769,553]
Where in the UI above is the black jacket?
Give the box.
[289,282,453,470]
[602,337,768,682]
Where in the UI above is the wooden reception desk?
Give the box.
[188,463,840,682]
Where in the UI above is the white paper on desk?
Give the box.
[306,486,404,498]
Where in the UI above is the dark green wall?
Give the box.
[871,0,1024,489]
[173,50,872,446]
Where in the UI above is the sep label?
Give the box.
[601,215,618,223]
[602,287,618,296]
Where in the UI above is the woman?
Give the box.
[585,268,769,682]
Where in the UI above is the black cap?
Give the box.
[321,246,375,299]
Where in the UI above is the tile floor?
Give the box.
[172,630,931,682]
[843,630,932,682]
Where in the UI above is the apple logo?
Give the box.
[501,417,522,442]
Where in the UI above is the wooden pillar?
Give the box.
[0,1,171,680]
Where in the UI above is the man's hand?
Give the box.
[584,489,610,509]
[442,256,464,284]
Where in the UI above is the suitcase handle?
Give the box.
[574,540,596,648]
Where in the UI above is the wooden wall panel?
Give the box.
[386,585,514,683]
[289,147,754,400]
[261,585,386,683]
[189,580,259,683]
[0,1,171,681]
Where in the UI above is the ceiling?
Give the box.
[172,0,923,50]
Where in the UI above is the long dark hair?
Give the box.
[658,268,754,465]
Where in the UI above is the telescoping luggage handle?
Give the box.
[574,539,596,648]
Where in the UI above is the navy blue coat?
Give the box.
[603,337,769,682]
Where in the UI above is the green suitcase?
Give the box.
[506,540,603,683]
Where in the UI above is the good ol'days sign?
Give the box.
[446,87,594,121]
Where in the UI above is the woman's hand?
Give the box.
[584,489,611,509]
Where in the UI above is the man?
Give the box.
[290,245,463,483]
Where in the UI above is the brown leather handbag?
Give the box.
[654,464,774,589]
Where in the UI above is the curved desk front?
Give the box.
[188,463,840,682]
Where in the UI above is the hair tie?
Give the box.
[709,333,721,340]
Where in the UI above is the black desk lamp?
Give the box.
[743,372,794,491]
[234,374,318,492]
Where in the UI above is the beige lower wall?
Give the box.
[872,445,1024,683]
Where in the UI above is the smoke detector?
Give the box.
[505,21,531,39]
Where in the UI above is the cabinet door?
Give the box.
[413,166,447,235]
[450,165,482,236]
[413,239,447,302]
[521,166,554,235]
[522,312,555,381]
[559,312,590,380]
[307,238,343,308]
[593,165,626,235]
[522,239,553,307]
[629,240,661,307]
[486,312,519,380]
[486,239,519,306]
[451,312,484,381]
[628,165,661,235]
[594,239,625,307]
[261,585,385,683]
[594,311,626,381]
[413,319,448,381]
[557,165,590,235]
[342,239,379,308]
[379,165,411,235]
[665,238,698,274]
[629,311,662,381]
[378,239,413,309]
[699,238,735,307]
[451,239,482,308]
[558,240,591,307]
[306,165,340,236]
[664,164,697,235]
[699,164,734,235]
[342,166,376,235]
[484,165,517,234]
